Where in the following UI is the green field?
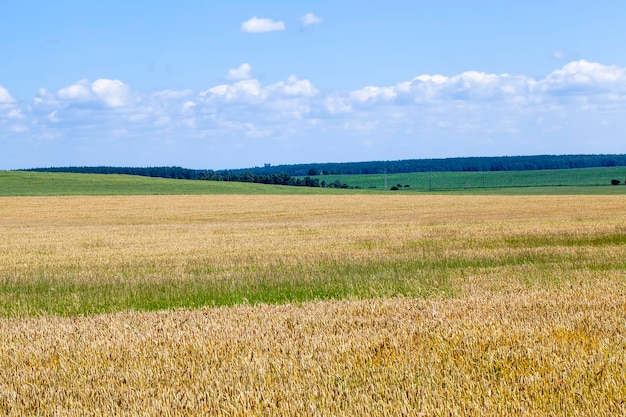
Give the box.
[313,166,626,193]
[0,171,353,196]
[3,167,626,196]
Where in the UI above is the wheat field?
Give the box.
[1,195,625,415]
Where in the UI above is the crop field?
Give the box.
[314,166,626,193]
[4,168,626,197]
[1,194,625,415]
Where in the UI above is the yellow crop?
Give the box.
[0,195,624,415]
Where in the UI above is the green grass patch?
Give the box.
[2,237,624,317]
[504,229,626,248]
[0,260,453,317]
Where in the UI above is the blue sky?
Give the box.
[1,1,626,170]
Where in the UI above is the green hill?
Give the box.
[0,171,352,196]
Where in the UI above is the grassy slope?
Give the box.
[0,171,360,196]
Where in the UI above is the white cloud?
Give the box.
[92,79,130,108]
[0,85,15,103]
[57,79,92,101]
[412,74,448,84]
[201,66,317,103]
[202,79,264,102]
[241,17,285,33]
[226,63,252,80]
[350,86,397,102]
[345,63,626,106]
[268,76,317,97]
[301,13,322,26]
[541,60,626,94]
[55,78,131,108]
[6,60,626,170]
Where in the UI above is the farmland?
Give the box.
[305,166,626,192]
[0,173,625,415]
[4,167,626,196]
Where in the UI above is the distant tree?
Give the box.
[390,186,399,190]
[611,179,621,185]
[307,168,319,176]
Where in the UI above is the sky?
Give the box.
[1,1,626,170]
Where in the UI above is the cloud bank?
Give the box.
[2,60,626,169]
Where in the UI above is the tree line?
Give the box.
[23,166,201,179]
[223,154,626,177]
[22,154,626,187]
[21,166,353,188]
[198,171,355,188]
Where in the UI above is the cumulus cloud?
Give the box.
[268,76,318,97]
[202,79,264,102]
[0,85,15,104]
[301,13,322,26]
[200,65,317,104]
[5,60,626,170]
[241,17,285,33]
[226,63,252,80]
[341,61,626,106]
[541,60,626,94]
[91,79,130,108]
[54,78,131,108]
[57,79,92,102]
[350,86,397,102]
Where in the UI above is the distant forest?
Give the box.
[23,154,626,188]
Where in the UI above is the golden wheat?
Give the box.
[0,195,625,415]
[1,283,624,416]
[1,195,624,286]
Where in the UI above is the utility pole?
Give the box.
[429,168,432,191]
[384,169,388,191]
